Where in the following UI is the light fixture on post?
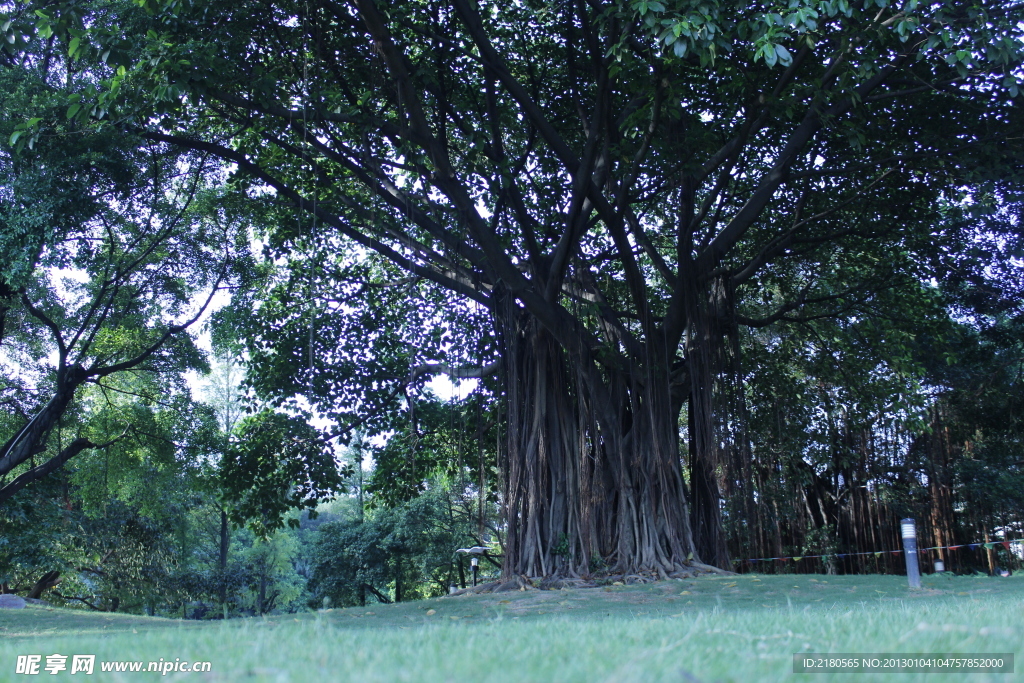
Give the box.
[901,518,921,589]
[454,546,492,589]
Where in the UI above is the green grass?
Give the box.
[1,573,1021,682]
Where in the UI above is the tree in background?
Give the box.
[0,53,243,503]
[220,410,346,537]
[0,386,225,610]
[0,26,249,603]
[198,352,244,611]
[309,484,491,607]
[911,224,1024,573]
[718,194,1024,574]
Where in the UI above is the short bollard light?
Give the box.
[934,560,945,573]
[455,546,497,589]
[901,518,921,589]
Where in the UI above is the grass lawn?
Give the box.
[0,573,1020,682]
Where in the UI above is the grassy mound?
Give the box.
[1,573,1020,681]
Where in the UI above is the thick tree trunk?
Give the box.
[0,364,87,480]
[682,276,733,570]
[495,300,697,578]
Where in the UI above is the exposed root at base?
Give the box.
[687,561,737,576]
[444,562,735,596]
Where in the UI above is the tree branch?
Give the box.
[0,434,123,505]
[20,293,67,363]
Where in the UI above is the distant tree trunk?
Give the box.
[219,509,229,606]
[26,571,60,599]
[356,437,364,522]
[257,567,267,615]
[984,528,996,575]
[925,410,956,568]
[361,583,392,604]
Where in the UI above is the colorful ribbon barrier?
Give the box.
[732,539,1023,566]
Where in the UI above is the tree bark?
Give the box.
[688,392,731,570]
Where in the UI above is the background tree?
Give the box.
[0,51,242,501]
[0,379,224,610]
[309,483,491,607]
[719,190,1024,574]
[198,351,244,611]
[220,410,346,536]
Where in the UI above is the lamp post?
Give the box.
[901,518,921,589]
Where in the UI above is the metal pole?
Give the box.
[901,518,921,589]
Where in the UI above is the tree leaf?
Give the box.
[775,43,792,66]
